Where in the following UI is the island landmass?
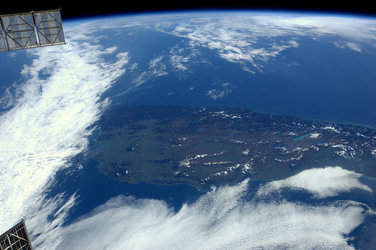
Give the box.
[91,105,376,190]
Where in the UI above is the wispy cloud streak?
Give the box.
[155,13,376,71]
[0,24,129,247]
[57,167,373,250]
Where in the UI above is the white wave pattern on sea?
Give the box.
[0,24,129,247]
[57,166,374,250]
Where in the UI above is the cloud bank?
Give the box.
[154,13,376,72]
[0,22,129,247]
[57,167,372,250]
[257,166,373,198]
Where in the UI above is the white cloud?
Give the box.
[333,41,362,52]
[0,82,22,111]
[372,149,376,157]
[309,132,321,138]
[345,42,362,52]
[0,27,129,243]
[263,15,376,41]
[56,168,372,249]
[168,44,201,72]
[256,166,372,198]
[156,13,376,71]
[158,16,304,70]
[169,50,190,71]
[149,55,164,68]
[207,88,232,100]
[27,192,78,249]
[132,55,168,88]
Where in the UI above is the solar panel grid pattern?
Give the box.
[0,10,65,51]
[0,22,7,51]
[0,220,32,250]
[0,14,37,50]
[34,11,65,46]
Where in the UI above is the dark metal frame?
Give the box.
[0,219,33,250]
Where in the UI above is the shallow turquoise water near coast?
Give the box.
[293,134,311,141]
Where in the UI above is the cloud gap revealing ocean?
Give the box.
[1,11,376,249]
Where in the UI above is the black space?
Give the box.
[1,1,376,20]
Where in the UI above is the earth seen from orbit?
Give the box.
[1,10,376,249]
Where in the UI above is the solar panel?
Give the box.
[0,9,65,52]
[0,13,38,51]
[0,20,7,51]
[34,10,65,47]
[0,219,33,250]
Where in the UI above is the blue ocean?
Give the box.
[101,29,376,128]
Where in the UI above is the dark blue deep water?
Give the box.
[98,28,376,128]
